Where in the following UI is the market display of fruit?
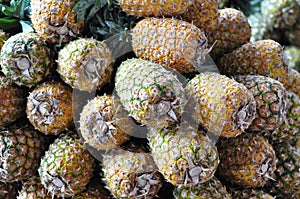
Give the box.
[0,0,298,198]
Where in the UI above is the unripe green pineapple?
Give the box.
[131,17,209,73]
[185,72,256,138]
[219,40,289,85]
[31,0,84,44]
[233,75,288,134]
[26,81,73,135]
[115,58,187,128]
[208,8,251,59]
[217,133,278,188]
[0,125,43,182]
[0,32,55,87]
[0,181,20,199]
[284,45,300,72]
[173,176,232,199]
[102,148,164,199]
[57,38,114,92]
[0,75,27,126]
[230,188,274,199]
[284,68,300,98]
[148,124,219,187]
[79,94,135,150]
[38,132,95,198]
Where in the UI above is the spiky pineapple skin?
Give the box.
[31,0,84,44]
[219,40,289,85]
[0,32,55,87]
[230,188,275,199]
[0,181,20,199]
[115,58,187,128]
[180,0,219,32]
[131,17,209,73]
[185,72,256,138]
[0,75,27,126]
[102,148,163,199]
[208,8,251,59]
[79,95,134,150]
[284,68,300,98]
[118,0,194,17]
[57,38,114,92]
[217,133,278,188]
[173,176,232,199]
[233,75,288,134]
[0,125,43,182]
[26,81,73,135]
[148,124,219,187]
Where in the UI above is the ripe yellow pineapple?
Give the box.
[219,39,289,85]
[31,0,84,44]
[79,95,135,150]
[131,17,209,73]
[26,81,73,135]
[185,72,256,138]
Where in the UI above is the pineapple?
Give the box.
[284,68,300,97]
[30,0,84,44]
[131,17,209,73]
[217,133,278,188]
[118,0,194,17]
[57,38,114,92]
[0,75,27,127]
[208,8,251,59]
[115,58,187,128]
[79,94,135,150]
[102,147,163,199]
[284,45,300,72]
[26,81,73,135]
[233,75,288,134]
[0,181,20,199]
[0,125,43,182]
[264,137,300,198]
[230,188,275,199]
[0,32,55,87]
[173,176,232,199]
[0,29,8,50]
[219,39,289,85]
[185,72,256,138]
[148,124,219,187]
[180,0,219,32]
[38,131,95,198]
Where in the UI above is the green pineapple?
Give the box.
[173,176,232,199]
[38,131,95,198]
[217,133,278,188]
[185,72,256,138]
[148,124,219,187]
[233,75,288,134]
[57,38,114,92]
[102,147,163,199]
[115,58,187,128]
[0,125,44,182]
[0,32,55,87]
[0,74,27,127]
[26,81,74,135]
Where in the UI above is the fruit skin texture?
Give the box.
[131,17,209,73]
[26,81,73,135]
[217,133,278,188]
[219,39,289,85]
[0,29,8,51]
[185,72,256,138]
[38,132,95,198]
[284,68,300,98]
[31,0,84,44]
[148,124,219,187]
[233,75,288,134]
[173,176,232,199]
[208,8,251,59]
[180,0,219,32]
[115,58,187,128]
[79,94,134,150]
[0,125,43,182]
[57,38,114,92]
[0,181,20,199]
[102,148,163,199]
[0,75,27,127]
[0,32,55,87]
[230,188,275,199]
[118,0,194,17]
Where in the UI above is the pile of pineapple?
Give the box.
[0,0,299,198]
